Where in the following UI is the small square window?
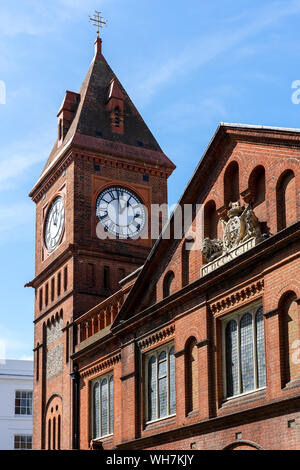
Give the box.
[94,164,100,172]
[15,390,32,415]
[14,435,32,450]
[143,174,149,182]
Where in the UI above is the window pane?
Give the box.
[256,307,266,387]
[93,382,100,439]
[158,351,167,418]
[240,313,254,393]
[148,356,157,421]
[109,376,114,434]
[101,378,108,436]
[169,347,176,415]
[225,320,239,397]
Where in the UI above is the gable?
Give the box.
[113,123,300,326]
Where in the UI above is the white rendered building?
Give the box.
[0,360,33,450]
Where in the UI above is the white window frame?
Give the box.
[222,301,266,401]
[91,372,114,440]
[14,390,33,416]
[14,434,32,450]
[144,341,176,425]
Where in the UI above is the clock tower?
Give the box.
[27,35,175,449]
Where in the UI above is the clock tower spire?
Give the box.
[28,27,175,449]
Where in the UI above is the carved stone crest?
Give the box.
[202,201,262,264]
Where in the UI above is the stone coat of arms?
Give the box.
[202,201,262,263]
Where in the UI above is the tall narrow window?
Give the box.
[256,307,266,388]
[280,292,299,385]
[87,263,95,288]
[104,266,110,289]
[224,161,239,207]
[185,338,199,414]
[224,304,266,398]
[45,283,49,307]
[51,278,55,302]
[93,382,100,439]
[276,170,296,231]
[204,200,218,240]
[52,417,56,450]
[48,419,51,450]
[39,288,43,311]
[57,272,61,297]
[92,373,114,439]
[249,165,266,207]
[182,238,194,287]
[145,343,176,422]
[225,320,239,397]
[57,415,61,450]
[163,271,175,298]
[114,107,120,127]
[64,266,68,291]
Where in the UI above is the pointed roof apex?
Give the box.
[94,37,104,61]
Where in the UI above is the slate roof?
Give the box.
[41,38,174,176]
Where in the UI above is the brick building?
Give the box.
[27,37,300,450]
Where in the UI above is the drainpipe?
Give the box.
[70,364,80,449]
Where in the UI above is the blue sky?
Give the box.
[1,0,300,360]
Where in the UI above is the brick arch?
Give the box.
[45,394,63,450]
[223,440,263,450]
[273,281,300,309]
[276,169,297,231]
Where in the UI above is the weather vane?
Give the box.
[89,11,107,38]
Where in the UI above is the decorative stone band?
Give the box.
[137,324,175,351]
[80,352,121,379]
[201,237,257,277]
[209,279,264,317]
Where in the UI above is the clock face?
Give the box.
[44,196,65,252]
[96,186,146,239]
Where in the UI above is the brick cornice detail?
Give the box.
[80,352,121,379]
[31,149,170,203]
[209,279,264,317]
[138,325,175,350]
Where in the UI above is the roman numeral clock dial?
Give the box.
[96,186,146,239]
[44,196,65,252]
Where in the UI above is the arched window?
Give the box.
[93,382,100,439]
[224,304,266,398]
[163,271,175,298]
[92,373,114,439]
[249,165,266,207]
[146,343,176,422]
[185,338,199,414]
[182,238,194,287]
[240,313,254,393]
[224,161,239,207]
[276,170,296,231]
[225,320,239,397]
[204,200,218,240]
[279,292,299,385]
